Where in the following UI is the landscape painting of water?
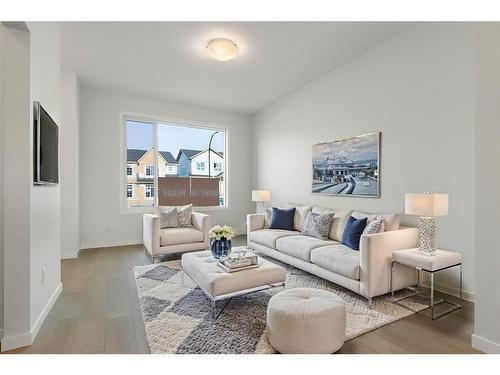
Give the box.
[312,132,380,197]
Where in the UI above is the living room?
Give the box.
[1,0,500,373]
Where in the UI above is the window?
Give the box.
[145,184,154,198]
[123,117,227,210]
[145,165,154,176]
[196,162,205,171]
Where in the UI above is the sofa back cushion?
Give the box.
[285,203,312,231]
[341,216,368,250]
[351,211,399,231]
[302,212,334,240]
[312,206,352,242]
[270,207,296,231]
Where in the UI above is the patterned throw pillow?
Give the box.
[177,203,193,228]
[263,207,272,229]
[363,217,385,235]
[159,207,178,229]
[302,212,334,240]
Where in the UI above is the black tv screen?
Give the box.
[34,102,59,184]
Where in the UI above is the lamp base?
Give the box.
[255,201,265,214]
[418,216,436,256]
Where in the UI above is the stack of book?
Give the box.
[217,254,259,273]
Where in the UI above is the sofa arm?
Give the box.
[247,214,265,247]
[143,214,160,256]
[359,227,419,299]
[192,212,210,248]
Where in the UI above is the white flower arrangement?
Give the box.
[209,225,235,241]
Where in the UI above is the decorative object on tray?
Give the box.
[312,132,380,197]
[217,251,259,273]
[405,192,449,256]
[209,225,235,259]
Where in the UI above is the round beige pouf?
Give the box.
[266,287,346,354]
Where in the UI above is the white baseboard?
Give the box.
[80,240,141,250]
[420,280,475,302]
[61,250,79,259]
[472,334,500,353]
[30,282,62,341]
[1,282,62,352]
[1,331,31,352]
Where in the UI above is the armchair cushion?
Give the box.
[160,227,203,247]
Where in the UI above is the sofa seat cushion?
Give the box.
[276,235,338,262]
[310,245,360,280]
[160,227,203,247]
[250,229,300,249]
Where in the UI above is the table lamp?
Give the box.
[252,190,270,213]
[405,192,449,256]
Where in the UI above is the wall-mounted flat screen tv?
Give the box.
[33,102,59,185]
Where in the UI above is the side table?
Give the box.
[390,248,462,320]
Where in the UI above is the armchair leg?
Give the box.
[367,297,373,309]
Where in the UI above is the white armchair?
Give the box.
[143,212,210,261]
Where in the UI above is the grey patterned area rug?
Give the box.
[134,257,425,354]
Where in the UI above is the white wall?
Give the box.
[79,88,252,248]
[60,70,80,259]
[472,23,500,354]
[28,22,62,336]
[252,23,475,297]
[0,23,31,350]
[0,24,4,338]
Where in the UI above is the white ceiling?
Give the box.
[61,22,412,114]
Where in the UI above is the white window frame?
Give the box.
[196,161,205,171]
[126,184,134,198]
[119,112,230,214]
[144,184,154,198]
[145,165,154,176]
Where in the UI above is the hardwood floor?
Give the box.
[2,235,480,354]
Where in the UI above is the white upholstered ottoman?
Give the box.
[266,288,346,354]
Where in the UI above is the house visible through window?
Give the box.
[124,117,226,209]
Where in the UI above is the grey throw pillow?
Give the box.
[363,217,385,235]
[302,212,334,240]
[159,207,178,229]
[177,203,193,228]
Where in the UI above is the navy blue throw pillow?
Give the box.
[341,216,368,250]
[270,207,296,231]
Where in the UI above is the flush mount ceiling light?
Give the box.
[206,38,238,61]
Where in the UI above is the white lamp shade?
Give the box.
[252,190,270,202]
[405,193,449,217]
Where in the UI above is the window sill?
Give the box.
[120,205,231,215]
